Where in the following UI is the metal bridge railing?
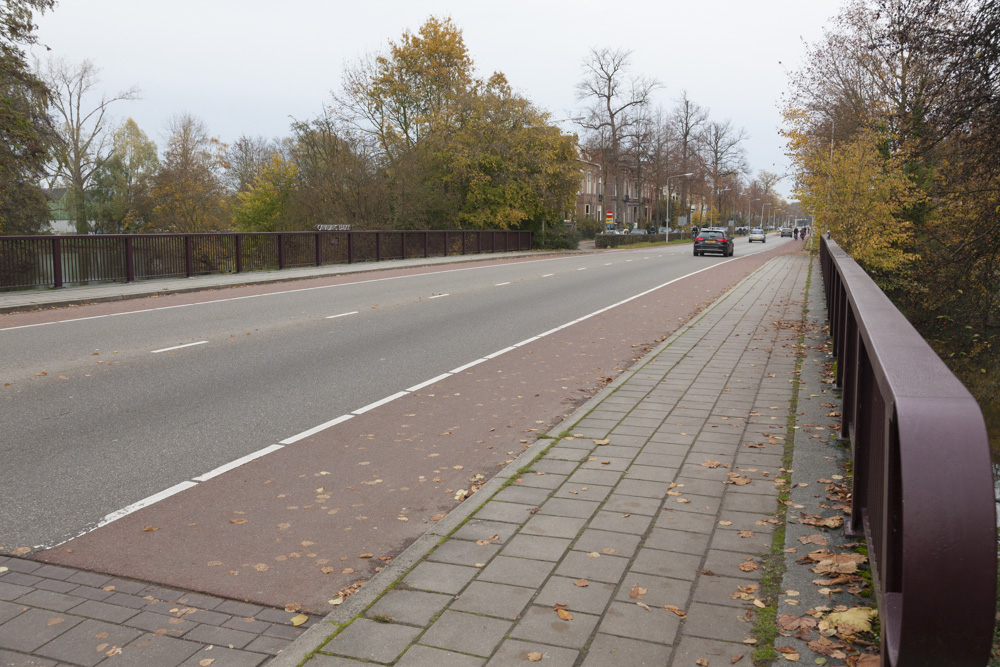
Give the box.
[820,235,995,666]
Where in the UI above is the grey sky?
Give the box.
[31,0,846,200]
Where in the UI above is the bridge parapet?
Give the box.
[820,235,996,666]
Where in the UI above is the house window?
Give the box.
[585,204,591,215]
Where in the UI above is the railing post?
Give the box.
[461,231,466,255]
[424,231,429,257]
[375,232,381,262]
[348,232,354,264]
[235,234,244,273]
[444,231,449,257]
[185,235,193,277]
[401,231,407,260]
[478,231,482,254]
[315,232,322,266]
[124,236,135,283]
[278,233,286,269]
[52,237,64,289]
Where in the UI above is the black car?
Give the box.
[693,227,735,257]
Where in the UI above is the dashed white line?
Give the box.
[151,341,208,354]
[407,373,452,392]
[542,274,554,277]
[429,294,450,299]
[326,311,359,319]
[495,282,511,286]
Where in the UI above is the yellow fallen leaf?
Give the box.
[290,614,308,626]
[229,518,248,525]
[663,605,686,617]
[573,579,589,587]
[200,659,216,667]
[556,608,573,621]
[359,553,374,558]
[142,526,158,532]
[527,652,543,662]
[629,584,647,600]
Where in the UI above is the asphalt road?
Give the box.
[1,237,791,570]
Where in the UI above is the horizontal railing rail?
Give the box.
[0,229,534,291]
[820,235,996,666]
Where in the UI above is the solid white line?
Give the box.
[352,390,410,415]
[484,345,517,360]
[96,481,199,529]
[450,358,487,373]
[514,336,541,346]
[407,373,452,392]
[151,341,208,354]
[192,444,284,482]
[326,311,359,319]
[281,414,354,444]
[429,294,449,299]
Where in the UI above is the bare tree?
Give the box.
[38,57,139,233]
[226,135,280,194]
[670,91,709,226]
[574,47,660,226]
[698,119,749,226]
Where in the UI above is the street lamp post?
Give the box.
[663,172,694,243]
[748,199,759,229]
[761,202,771,230]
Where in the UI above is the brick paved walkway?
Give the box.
[0,557,321,666]
[269,250,847,666]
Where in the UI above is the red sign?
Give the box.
[606,211,613,220]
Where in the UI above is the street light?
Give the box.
[748,198,760,229]
[761,202,771,230]
[663,172,694,243]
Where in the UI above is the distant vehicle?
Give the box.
[629,228,647,235]
[658,227,667,235]
[749,228,766,243]
[602,229,621,235]
[693,227,734,257]
[780,227,793,238]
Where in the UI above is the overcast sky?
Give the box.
[30,0,847,200]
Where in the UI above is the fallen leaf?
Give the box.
[430,513,447,521]
[341,568,355,574]
[142,526,158,532]
[636,601,651,612]
[602,548,616,555]
[738,530,754,538]
[359,553,374,558]
[200,660,216,667]
[731,655,744,664]
[46,617,64,627]
[527,652,543,662]
[739,559,760,572]
[718,520,733,526]
[105,647,122,657]
[663,605,686,618]
[229,518,248,525]
[290,614,308,626]
[555,608,573,621]
[573,579,590,587]
[696,660,709,666]
[629,584,647,599]
[320,567,336,574]
[586,552,601,558]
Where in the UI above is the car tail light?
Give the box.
[695,237,704,242]
[719,238,727,243]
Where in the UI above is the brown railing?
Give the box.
[0,229,533,291]
[820,235,996,666]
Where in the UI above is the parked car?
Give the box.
[780,227,793,238]
[693,227,734,257]
[630,228,647,235]
[749,228,766,243]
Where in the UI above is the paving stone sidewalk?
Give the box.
[272,250,831,666]
[0,556,324,666]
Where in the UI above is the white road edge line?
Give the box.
[281,414,355,444]
[192,444,285,482]
[484,345,517,360]
[150,341,208,354]
[326,311,359,319]
[407,373,452,392]
[450,358,487,373]
[353,390,410,415]
[96,481,199,530]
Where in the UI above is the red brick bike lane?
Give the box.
[34,242,800,614]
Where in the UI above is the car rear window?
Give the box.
[701,231,725,238]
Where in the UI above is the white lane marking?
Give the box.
[514,336,541,346]
[151,341,208,354]
[495,282,511,286]
[1,254,587,331]
[353,390,410,415]
[542,274,554,277]
[604,263,612,266]
[281,414,354,444]
[484,345,517,360]
[577,267,587,271]
[193,444,284,482]
[97,481,198,530]
[326,311,359,319]
[450,358,487,373]
[407,373,452,392]
[429,294,449,299]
